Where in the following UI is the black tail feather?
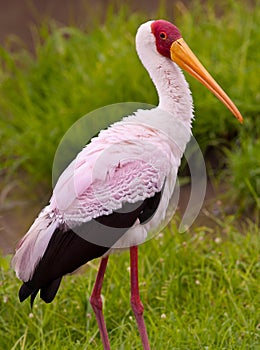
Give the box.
[19,278,62,307]
[40,277,62,303]
[19,283,39,308]
[19,283,34,303]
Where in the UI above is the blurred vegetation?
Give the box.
[0,0,259,214]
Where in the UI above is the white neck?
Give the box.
[135,25,194,129]
[157,61,193,122]
[143,56,194,127]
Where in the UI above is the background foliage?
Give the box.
[0,0,259,213]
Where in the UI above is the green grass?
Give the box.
[0,0,259,210]
[0,218,259,349]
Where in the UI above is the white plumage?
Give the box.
[13,106,191,281]
[12,207,59,281]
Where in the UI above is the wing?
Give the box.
[50,121,175,227]
[18,189,163,306]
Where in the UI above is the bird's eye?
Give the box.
[159,32,167,40]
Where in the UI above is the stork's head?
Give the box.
[136,20,243,123]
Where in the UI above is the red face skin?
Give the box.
[151,20,182,59]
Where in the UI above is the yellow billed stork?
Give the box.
[12,20,243,349]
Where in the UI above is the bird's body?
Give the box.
[12,19,243,350]
[13,106,190,297]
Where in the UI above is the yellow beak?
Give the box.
[170,38,243,123]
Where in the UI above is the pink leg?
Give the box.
[90,256,111,350]
[130,246,150,350]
